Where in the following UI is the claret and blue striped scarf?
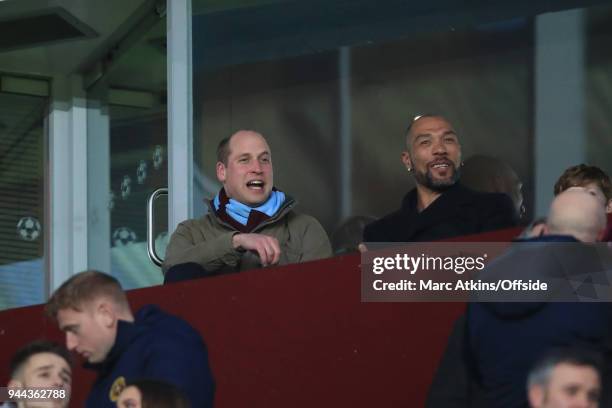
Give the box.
[212,188,286,232]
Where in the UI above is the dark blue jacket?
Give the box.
[85,305,214,408]
[466,236,612,407]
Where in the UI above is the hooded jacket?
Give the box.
[466,236,612,407]
[85,305,214,408]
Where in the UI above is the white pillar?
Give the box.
[167,0,193,230]
[71,77,89,275]
[47,75,89,294]
[86,89,111,275]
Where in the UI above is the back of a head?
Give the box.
[129,379,191,408]
[461,154,523,214]
[547,189,607,243]
[46,270,130,318]
[461,155,516,190]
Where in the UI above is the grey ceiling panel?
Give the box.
[0,7,97,52]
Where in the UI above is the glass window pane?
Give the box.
[192,3,533,248]
[587,4,612,177]
[0,92,47,309]
[87,16,167,290]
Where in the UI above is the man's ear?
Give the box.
[528,385,544,408]
[216,162,226,183]
[96,300,117,329]
[401,151,412,171]
[606,198,612,214]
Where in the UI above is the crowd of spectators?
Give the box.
[2,119,611,407]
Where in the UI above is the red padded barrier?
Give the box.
[0,227,521,407]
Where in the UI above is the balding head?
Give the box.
[546,189,607,243]
[402,115,462,193]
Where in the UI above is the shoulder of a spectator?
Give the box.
[362,209,402,238]
[175,215,215,232]
[283,211,332,259]
[168,215,228,246]
[476,191,517,227]
[285,211,322,228]
[286,211,329,240]
[140,314,205,353]
[483,191,515,212]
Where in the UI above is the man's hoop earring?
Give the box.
[407,167,412,172]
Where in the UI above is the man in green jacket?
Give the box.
[163,130,332,280]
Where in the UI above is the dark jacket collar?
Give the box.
[398,183,476,239]
[401,182,476,213]
[84,305,159,375]
[84,320,143,375]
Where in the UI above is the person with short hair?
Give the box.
[465,189,611,407]
[545,188,608,243]
[461,154,525,220]
[116,379,190,408]
[527,348,601,408]
[553,164,612,213]
[163,129,331,281]
[527,164,612,239]
[363,114,517,243]
[2,340,72,408]
[45,270,214,408]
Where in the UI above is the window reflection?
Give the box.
[0,92,47,309]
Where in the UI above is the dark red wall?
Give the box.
[0,227,521,407]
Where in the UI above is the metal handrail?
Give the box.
[147,187,168,267]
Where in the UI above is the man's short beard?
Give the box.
[413,166,461,192]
